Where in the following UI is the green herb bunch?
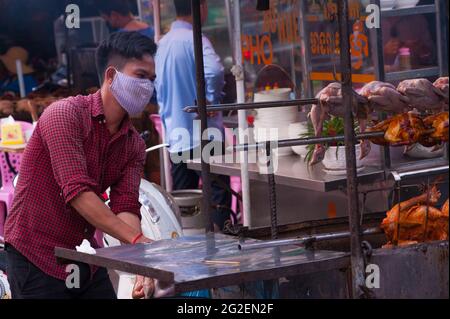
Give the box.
[301,116,359,163]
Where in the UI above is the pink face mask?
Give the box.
[110,69,154,116]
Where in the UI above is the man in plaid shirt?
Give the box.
[4,31,156,299]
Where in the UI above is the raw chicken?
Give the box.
[367,113,426,146]
[309,82,370,164]
[360,81,410,114]
[381,186,448,247]
[433,77,449,107]
[397,78,446,112]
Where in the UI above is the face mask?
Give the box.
[110,69,154,116]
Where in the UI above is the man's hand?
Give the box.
[135,235,153,244]
[132,276,155,299]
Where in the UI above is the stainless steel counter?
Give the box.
[187,144,449,192]
[187,152,385,192]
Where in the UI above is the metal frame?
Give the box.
[390,165,449,246]
[191,0,214,233]
[188,0,449,299]
[188,0,368,298]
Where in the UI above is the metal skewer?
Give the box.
[230,131,386,152]
[238,227,383,251]
[184,98,319,113]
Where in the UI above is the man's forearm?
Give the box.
[71,192,141,244]
[117,212,142,239]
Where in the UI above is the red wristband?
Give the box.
[131,233,143,244]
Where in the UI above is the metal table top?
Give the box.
[55,234,349,294]
[187,153,385,192]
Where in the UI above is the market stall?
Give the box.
[54,0,449,299]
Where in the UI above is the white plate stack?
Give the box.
[253,88,299,157]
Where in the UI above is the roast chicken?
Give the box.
[433,77,449,107]
[397,78,446,112]
[442,199,449,216]
[360,81,410,114]
[309,82,370,164]
[367,113,427,146]
[381,187,449,247]
[419,112,449,148]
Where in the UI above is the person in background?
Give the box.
[155,0,231,232]
[382,1,435,70]
[99,0,160,185]
[98,0,154,39]
[4,32,156,299]
[0,46,38,96]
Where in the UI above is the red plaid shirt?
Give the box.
[5,91,146,280]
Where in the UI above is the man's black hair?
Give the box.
[173,0,205,17]
[96,31,157,83]
[97,0,132,16]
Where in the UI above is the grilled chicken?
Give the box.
[397,78,446,112]
[365,117,392,145]
[309,82,370,164]
[360,81,410,114]
[367,113,426,146]
[433,77,449,107]
[381,186,448,247]
[442,199,449,216]
[420,112,449,147]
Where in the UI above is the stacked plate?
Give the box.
[253,88,299,156]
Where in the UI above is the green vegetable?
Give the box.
[301,116,359,163]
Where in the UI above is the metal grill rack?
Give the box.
[187,0,449,298]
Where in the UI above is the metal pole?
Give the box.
[137,0,143,20]
[229,0,252,227]
[265,142,278,239]
[298,0,313,99]
[238,227,383,251]
[191,0,214,233]
[337,0,366,299]
[435,0,448,76]
[232,131,385,152]
[371,0,391,171]
[153,0,162,43]
[184,97,318,113]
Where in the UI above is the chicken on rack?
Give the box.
[309,82,370,165]
[442,199,449,216]
[359,81,410,114]
[381,186,448,247]
[419,112,449,149]
[397,78,447,112]
[433,76,449,107]
[366,112,427,146]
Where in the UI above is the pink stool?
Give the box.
[0,121,34,237]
